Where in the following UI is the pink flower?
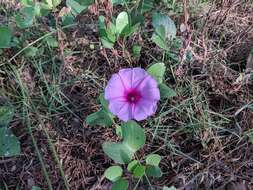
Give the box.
[105,68,160,122]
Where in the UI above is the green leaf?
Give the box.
[159,84,177,99]
[66,0,93,16]
[146,154,161,166]
[45,36,58,48]
[155,25,166,40]
[122,121,146,152]
[16,7,35,28]
[102,142,132,164]
[0,26,11,48]
[39,6,51,16]
[142,0,154,13]
[130,5,144,26]
[98,16,107,33]
[78,0,94,6]
[116,125,122,138]
[151,25,169,50]
[101,37,115,49]
[127,160,139,173]
[151,33,169,50]
[112,178,129,190]
[147,62,166,84]
[111,0,130,5]
[66,0,86,16]
[152,12,176,39]
[104,166,123,182]
[0,106,14,127]
[99,93,109,112]
[120,23,138,38]
[99,16,116,48]
[86,109,113,127]
[62,13,75,26]
[146,165,162,178]
[133,165,146,178]
[44,0,61,9]
[0,127,21,157]
[132,45,141,57]
[31,186,41,190]
[116,11,129,36]
[103,121,145,163]
[24,46,38,57]
[163,186,177,190]
[34,3,41,17]
[21,0,34,6]
[107,23,117,42]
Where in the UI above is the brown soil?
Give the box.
[1,0,253,190]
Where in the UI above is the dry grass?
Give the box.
[0,0,253,189]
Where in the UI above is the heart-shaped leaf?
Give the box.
[159,83,177,99]
[16,7,35,28]
[132,45,142,57]
[62,13,75,26]
[45,0,61,9]
[152,12,176,39]
[31,186,41,190]
[112,178,129,190]
[104,166,123,182]
[133,165,146,178]
[0,127,21,157]
[21,0,34,6]
[127,160,139,173]
[0,105,14,127]
[116,11,129,36]
[147,62,166,84]
[0,26,11,48]
[146,154,161,166]
[103,121,146,163]
[98,16,116,48]
[142,0,154,13]
[66,0,93,16]
[101,38,115,49]
[86,109,113,127]
[146,165,162,178]
[24,46,38,57]
[111,0,129,5]
[151,33,168,50]
[151,25,169,50]
[102,142,132,164]
[122,121,146,152]
[116,125,122,138]
[45,36,58,48]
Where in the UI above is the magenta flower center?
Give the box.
[125,89,141,104]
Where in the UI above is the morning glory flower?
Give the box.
[105,68,160,121]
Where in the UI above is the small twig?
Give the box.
[90,176,105,190]
[178,0,192,66]
[56,13,67,84]
[0,158,16,164]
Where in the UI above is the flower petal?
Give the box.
[131,68,148,88]
[105,74,125,100]
[138,76,160,100]
[118,68,133,89]
[108,98,133,122]
[117,103,133,122]
[108,98,127,115]
[133,99,158,121]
